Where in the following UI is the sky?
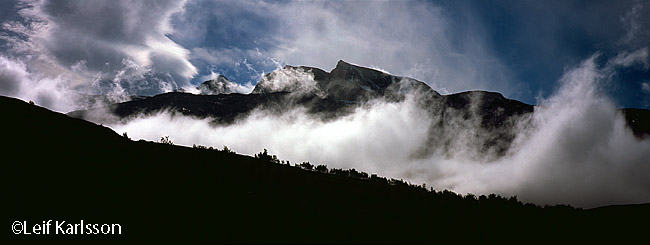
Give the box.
[1,0,649,111]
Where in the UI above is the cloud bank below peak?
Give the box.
[110,52,650,208]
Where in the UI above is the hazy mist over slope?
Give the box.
[110,52,650,208]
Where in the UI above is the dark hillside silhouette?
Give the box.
[4,95,649,243]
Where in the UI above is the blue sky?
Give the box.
[1,0,649,110]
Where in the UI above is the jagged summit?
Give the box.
[329,60,395,92]
[252,60,438,101]
[197,75,244,95]
[335,59,352,67]
[329,60,368,76]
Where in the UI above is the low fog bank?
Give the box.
[108,53,650,208]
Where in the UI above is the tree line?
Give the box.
[152,137,576,210]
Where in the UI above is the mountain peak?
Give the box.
[335,59,352,68]
[202,74,229,81]
[197,75,242,95]
[251,60,439,102]
[331,59,368,74]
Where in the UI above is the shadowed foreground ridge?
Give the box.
[4,95,649,243]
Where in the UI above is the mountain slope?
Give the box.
[4,95,649,243]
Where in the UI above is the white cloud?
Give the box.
[0,55,78,111]
[608,47,649,69]
[0,0,196,109]
[251,66,321,96]
[0,55,28,96]
[497,55,650,207]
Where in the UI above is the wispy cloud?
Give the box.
[619,1,646,47]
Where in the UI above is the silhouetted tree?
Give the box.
[464,194,477,201]
[299,162,313,170]
[370,174,389,185]
[479,195,488,203]
[193,144,208,149]
[270,154,280,164]
[330,168,348,177]
[160,136,173,145]
[255,149,270,161]
[222,145,234,153]
[315,164,328,173]
[255,149,280,164]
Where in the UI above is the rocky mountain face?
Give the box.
[252,60,439,101]
[68,60,649,160]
